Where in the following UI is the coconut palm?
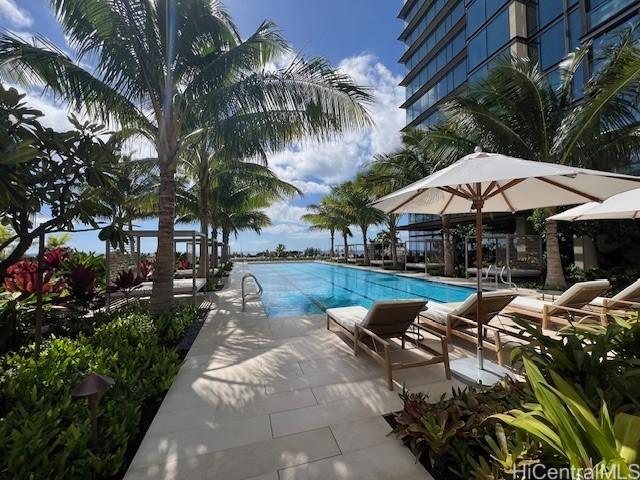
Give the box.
[177,159,300,265]
[366,128,458,274]
[339,176,386,266]
[0,1,371,311]
[301,201,340,257]
[430,37,640,288]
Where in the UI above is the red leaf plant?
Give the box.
[3,260,66,300]
[43,247,71,270]
[108,269,144,299]
[139,257,154,280]
[176,258,192,270]
[66,266,97,305]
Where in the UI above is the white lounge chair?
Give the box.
[326,300,451,390]
[591,278,640,312]
[419,291,518,366]
[505,279,610,329]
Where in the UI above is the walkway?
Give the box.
[124,269,465,480]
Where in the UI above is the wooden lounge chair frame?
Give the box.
[326,308,451,390]
[504,280,611,329]
[419,292,518,366]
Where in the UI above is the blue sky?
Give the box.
[0,0,408,254]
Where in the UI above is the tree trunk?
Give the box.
[150,161,176,313]
[361,225,369,266]
[545,220,567,289]
[389,215,398,269]
[330,230,335,258]
[442,215,454,277]
[211,226,218,269]
[221,229,230,264]
[198,185,209,281]
[343,232,348,262]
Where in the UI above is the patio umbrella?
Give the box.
[371,147,640,378]
[548,188,640,221]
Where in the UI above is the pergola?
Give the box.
[105,230,208,310]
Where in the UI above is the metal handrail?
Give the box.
[241,273,263,311]
[484,264,494,280]
[500,266,518,290]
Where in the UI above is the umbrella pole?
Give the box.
[475,192,484,371]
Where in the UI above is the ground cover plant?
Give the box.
[0,303,197,479]
[391,317,640,479]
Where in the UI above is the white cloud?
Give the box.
[0,0,32,27]
[263,53,405,239]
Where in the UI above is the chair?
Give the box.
[505,280,610,329]
[326,300,451,390]
[591,278,640,313]
[419,291,518,366]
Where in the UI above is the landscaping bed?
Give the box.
[0,302,202,479]
[387,317,640,479]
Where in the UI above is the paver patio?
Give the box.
[124,266,468,480]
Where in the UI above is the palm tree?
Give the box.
[431,38,640,288]
[0,2,371,312]
[177,159,300,265]
[302,201,339,257]
[45,233,72,248]
[366,128,459,274]
[324,182,382,265]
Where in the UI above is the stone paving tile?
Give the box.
[270,395,403,438]
[329,416,397,453]
[124,267,466,480]
[278,441,433,480]
[129,414,272,469]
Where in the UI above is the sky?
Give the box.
[0,0,408,254]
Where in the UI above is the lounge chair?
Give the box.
[591,278,640,313]
[505,279,610,329]
[326,300,451,390]
[419,291,518,366]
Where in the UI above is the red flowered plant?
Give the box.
[3,260,65,299]
[177,258,192,270]
[139,257,154,280]
[43,247,70,270]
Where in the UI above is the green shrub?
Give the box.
[391,379,532,479]
[153,305,197,347]
[0,305,192,479]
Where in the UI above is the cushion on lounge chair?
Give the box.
[326,306,368,333]
[592,278,640,309]
[327,300,426,337]
[421,291,516,326]
[510,279,610,316]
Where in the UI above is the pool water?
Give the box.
[247,262,474,318]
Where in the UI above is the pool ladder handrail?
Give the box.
[242,273,263,311]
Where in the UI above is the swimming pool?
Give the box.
[247,262,475,318]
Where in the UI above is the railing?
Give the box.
[241,273,263,311]
[500,266,518,290]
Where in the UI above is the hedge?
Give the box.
[0,305,196,479]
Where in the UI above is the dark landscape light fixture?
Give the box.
[71,373,115,441]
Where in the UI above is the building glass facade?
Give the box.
[397,0,640,239]
[398,0,640,129]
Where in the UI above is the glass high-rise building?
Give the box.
[398,0,640,261]
[398,0,640,129]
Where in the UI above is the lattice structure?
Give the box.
[405,237,444,273]
[105,230,208,310]
[465,234,543,281]
[106,235,139,284]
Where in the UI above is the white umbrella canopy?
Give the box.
[548,188,640,221]
[371,148,640,378]
[372,150,640,215]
